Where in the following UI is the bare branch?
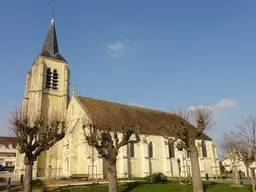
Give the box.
[9,108,69,163]
[231,116,256,151]
[188,106,215,136]
[82,108,142,164]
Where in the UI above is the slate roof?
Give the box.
[40,17,66,62]
[77,96,212,141]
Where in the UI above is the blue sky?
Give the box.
[0,1,256,158]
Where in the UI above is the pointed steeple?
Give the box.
[40,17,66,62]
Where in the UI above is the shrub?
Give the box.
[146,172,168,183]
[0,177,7,182]
[31,179,44,188]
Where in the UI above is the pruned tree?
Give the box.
[159,106,214,192]
[9,109,69,192]
[82,109,141,192]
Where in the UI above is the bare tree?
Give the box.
[221,134,241,186]
[223,134,254,178]
[229,116,256,175]
[231,116,256,151]
[159,106,214,192]
[86,145,98,180]
[223,115,256,191]
[9,109,68,192]
[82,110,141,192]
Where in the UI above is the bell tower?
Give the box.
[23,16,70,119]
[19,16,70,176]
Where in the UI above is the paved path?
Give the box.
[0,172,19,191]
[0,181,19,191]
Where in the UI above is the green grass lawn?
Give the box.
[70,182,253,192]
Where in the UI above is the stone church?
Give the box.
[14,16,220,179]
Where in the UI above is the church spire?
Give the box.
[40,9,66,62]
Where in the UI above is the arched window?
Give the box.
[45,68,52,88]
[201,141,207,157]
[130,142,135,158]
[149,142,153,158]
[168,143,175,158]
[52,69,59,90]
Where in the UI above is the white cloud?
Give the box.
[215,98,237,108]
[187,98,237,114]
[106,41,124,58]
[187,105,216,112]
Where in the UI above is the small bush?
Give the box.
[0,177,7,182]
[146,172,168,183]
[31,179,44,188]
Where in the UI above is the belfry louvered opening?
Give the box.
[45,68,52,88]
[45,68,59,90]
[52,69,59,89]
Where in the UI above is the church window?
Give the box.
[168,143,175,158]
[52,69,59,90]
[201,141,207,157]
[130,142,135,158]
[149,142,153,158]
[45,68,52,88]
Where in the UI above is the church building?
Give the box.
[14,16,220,179]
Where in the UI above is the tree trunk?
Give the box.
[24,155,34,192]
[245,164,250,178]
[235,169,239,186]
[107,162,118,192]
[170,159,174,177]
[190,143,204,192]
[251,168,256,192]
